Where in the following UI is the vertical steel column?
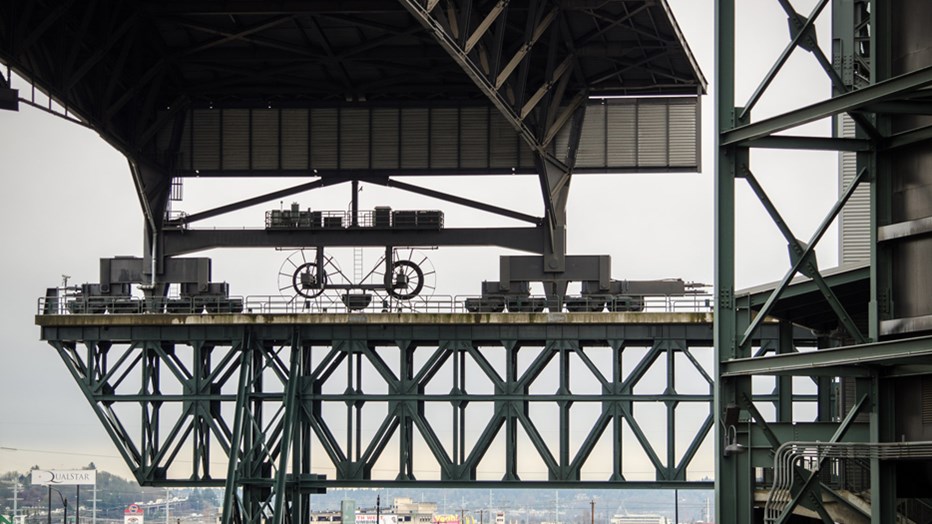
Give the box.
[868,1,896,520]
[272,338,301,524]
[776,322,794,423]
[715,0,752,522]
[222,334,253,524]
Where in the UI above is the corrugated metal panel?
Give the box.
[310,108,338,169]
[637,102,668,167]
[280,109,308,170]
[566,97,698,170]
[340,108,370,170]
[606,102,637,166]
[575,102,606,167]
[668,101,697,167]
[178,113,191,170]
[252,109,279,170]
[489,112,519,167]
[371,108,399,169]
[192,109,221,170]
[400,107,429,169]
[222,109,249,170]
[839,114,870,264]
[923,376,932,425]
[460,106,489,169]
[430,107,459,169]
[177,98,698,174]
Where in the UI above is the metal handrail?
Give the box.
[38,289,714,316]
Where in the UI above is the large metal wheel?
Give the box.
[278,250,348,302]
[291,262,327,298]
[372,248,436,302]
[384,260,425,300]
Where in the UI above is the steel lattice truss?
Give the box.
[0,0,705,237]
[40,317,815,523]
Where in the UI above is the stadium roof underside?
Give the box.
[0,0,706,232]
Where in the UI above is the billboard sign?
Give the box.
[124,504,145,524]
[30,470,97,486]
[495,512,504,524]
[433,516,460,524]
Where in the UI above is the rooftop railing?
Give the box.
[38,290,713,316]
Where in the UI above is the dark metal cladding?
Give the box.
[0,0,705,164]
[889,0,932,326]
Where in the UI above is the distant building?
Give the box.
[308,510,342,522]
[610,515,669,524]
[392,497,436,524]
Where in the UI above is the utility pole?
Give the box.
[165,489,170,524]
[11,479,21,524]
[673,489,678,524]
[589,500,594,524]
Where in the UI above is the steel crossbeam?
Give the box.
[38,316,818,523]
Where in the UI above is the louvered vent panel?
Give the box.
[178,114,192,170]
[668,102,697,167]
[637,103,668,167]
[839,114,870,263]
[371,108,399,169]
[281,109,308,170]
[192,109,221,170]
[576,102,606,168]
[401,108,429,169]
[489,112,519,167]
[923,377,932,425]
[606,102,637,167]
[222,109,249,170]
[310,108,338,169]
[252,109,279,170]
[340,108,370,170]
[430,108,459,169]
[460,107,489,169]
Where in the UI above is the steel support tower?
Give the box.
[715,0,932,522]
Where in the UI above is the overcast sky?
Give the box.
[0,0,842,482]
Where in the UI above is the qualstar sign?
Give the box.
[51,472,93,483]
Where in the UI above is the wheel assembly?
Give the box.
[384,259,425,300]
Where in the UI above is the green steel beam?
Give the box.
[221,335,251,524]
[741,170,866,343]
[722,334,932,376]
[737,0,830,121]
[738,167,868,349]
[881,122,932,150]
[721,64,932,146]
[714,0,750,522]
[746,135,871,151]
[736,264,869,309]
[271,343,301,524]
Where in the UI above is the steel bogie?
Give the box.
[278,248,435,305]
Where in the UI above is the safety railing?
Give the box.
[39,290,713,316]
[264,208,444,231]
